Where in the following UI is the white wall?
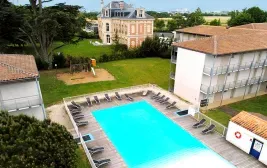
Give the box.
[0,81,39,100]
[226,122,267,165]
[10,106,45,120]
[177,32,206,42]
[0,80,45,120]
[174,48,206,103]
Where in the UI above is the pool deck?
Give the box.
[74,93,266,168]
[173,117,266,168]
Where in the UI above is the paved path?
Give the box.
[174,116,266,168]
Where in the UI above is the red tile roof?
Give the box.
[0,54,39,82]
[233,23,267,30]
[173,32,267,56]
[231,111,267,140]
[176,25,267,36]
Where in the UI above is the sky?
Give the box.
[11,0,267,12]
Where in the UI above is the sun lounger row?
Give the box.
[87,146,111,167]
[193,119,216,134]
[150,92,177,109]
[85,92,134,107]
[67,102,89,127]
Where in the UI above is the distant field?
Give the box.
[157,16,230,26]
[204,16,230,25]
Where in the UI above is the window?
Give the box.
[105,10,108,17]
[131,40,136,47]
[106,35,111,43]
[131,25,135,34]
[140,25,143,33]
[106,23,110,32]
[139,10,143,17]
[147,24,151,33]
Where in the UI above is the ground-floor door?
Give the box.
[249,139,264,159]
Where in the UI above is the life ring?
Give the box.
[235,131,242,139]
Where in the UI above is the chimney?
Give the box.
[101,0,104,16]
[119,1,124,10]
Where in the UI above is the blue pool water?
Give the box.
[93,101,235,168]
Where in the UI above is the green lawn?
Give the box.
[76,147,91,168]
[5,39,112,60]
[54,39,112,59]
[228,94,267,116]
[205,109,232,127]
[40,58,170,106]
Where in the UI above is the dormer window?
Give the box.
[139,10,143,17]
[105,10,109,17]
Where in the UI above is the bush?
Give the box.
[35,57,49,70]
[52,52,66,68]
[112,44,128,53]
[98,37,172,63]
[78,31,99,39]
[0,112,78,168]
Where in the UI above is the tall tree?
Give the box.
[167,20,178,31]
[246,7,266,23]
[228,12,254,26]
[0,0,24,51]
[186,8,206,27]
[19,1,85,68]
[0,111,78,168]
[155,19,165,31]
[172,14,186,29]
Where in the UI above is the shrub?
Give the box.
[78,31,99,39]
[35,57,49,70]
[0,112,78,168]
[52,52,66,68]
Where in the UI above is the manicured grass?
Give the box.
[228,94,267,116]
[54,39,112,59]
[40,58,170,106]
[5,39,112,60]
[205,109,231,126]
[76,146,91,168]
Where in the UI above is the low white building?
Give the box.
[0,54,46,120]
[226,111,267,166]
[170,32,267,105]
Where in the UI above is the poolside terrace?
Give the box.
[174,116,266,168]
[63,84,266,168]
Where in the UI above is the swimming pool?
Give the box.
[93,101,235,168]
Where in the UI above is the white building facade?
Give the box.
[170,47,267,105]
[170,29,267,105]
[226,112,267,166]
[0,54,46,120]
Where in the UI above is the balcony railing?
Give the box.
[0,95,42,111]
[170,72,175,80]
[203,59,267,76]
[200,77,267,94]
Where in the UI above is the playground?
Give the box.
[56,58,115,85]
[57,69,115,85]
